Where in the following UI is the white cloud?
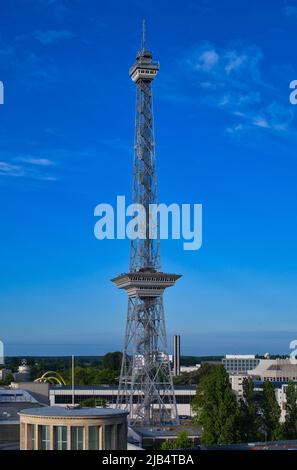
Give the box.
[194,49,219,71]
[17,157,54,166]
[33,30,75,45]
[253,117,269,129]
[178,41,295,138]
[0,155,56,181]
[226,123,244,135]
[0,161,23,176]
[224,51,247,75]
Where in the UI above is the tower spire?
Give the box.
[141,18,146,51]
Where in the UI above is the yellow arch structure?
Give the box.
[34,371,67,386]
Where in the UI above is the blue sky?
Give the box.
[0,0,297,356]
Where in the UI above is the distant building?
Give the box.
[229,374,248,398]
[49,385,196,418]
[13,361,31,383]
[0,387,42,450]
[226,356,297,407]
[19,406,128,450]
[222,355,260,375]
[248,358,297,382]
[275,385,288,423]
[11,381,50,405]
[180,365,201,374]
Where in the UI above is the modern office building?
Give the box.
[49,385,196,418]
[227,357,297,422]
[222,355,260,375]
[19,406,129,450]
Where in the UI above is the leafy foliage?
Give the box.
[80,397,107,407]
[283,381,297,439]
[192,365,240,445]
[161,431,192,450]
[238,377,261,442]
[173,362,215,385]
[0,373,14,386]
[260,380,282,441]
[100,352,122,371]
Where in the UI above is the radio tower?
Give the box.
[112,20,181,427]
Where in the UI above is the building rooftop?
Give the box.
[49,385,196,391]
[0,388,38,404]
[0,403,42,423]
[225,355,256,360]
[18,406,129,419]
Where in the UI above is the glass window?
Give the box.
[54,426,67,450]
[104,425,112,449]
[88,426,99,450]
[71,426,84,450]
[41,425,51,450]
[29,424,37,450]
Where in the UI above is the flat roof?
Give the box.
[18,406,128,419]
[49,385,196,391]
[225,355,256,359]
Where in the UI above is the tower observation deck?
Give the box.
[112,20,180,427]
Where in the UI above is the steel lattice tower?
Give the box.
[112,20,181,427]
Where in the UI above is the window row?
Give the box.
[27,424,118,450]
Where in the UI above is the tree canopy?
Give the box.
[192,365,240,445]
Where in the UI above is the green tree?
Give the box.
[101,352,122,371]
[192,365,240,445]
[94,368,118,385]
[238,377,261,442]
[61,366,118,386]
[161,440,174,450]
[81,397,107,407]
[0,373,14,386]
[160,431,191,450]
[175,430,192,449]
[283,380,297,439]
[261,380,282,441]
[173,363,214,386]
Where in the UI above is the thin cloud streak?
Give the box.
[161,40,296,139]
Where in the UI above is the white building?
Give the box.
[49,385,196,418]
[229,374,248,398]
[180,364,201,374]
[222,355,260,375]
[248,358,297,382]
